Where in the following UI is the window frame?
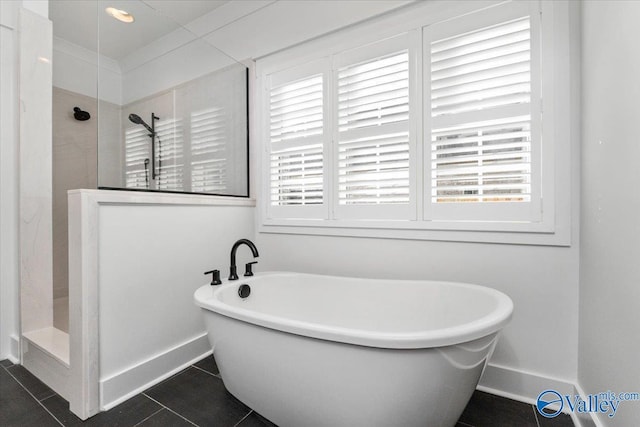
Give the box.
[256,0,574,246]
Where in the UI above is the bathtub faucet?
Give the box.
[229,239,259,280]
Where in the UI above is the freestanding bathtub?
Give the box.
[194,272,513,427]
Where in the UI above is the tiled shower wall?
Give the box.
[52,87,121,301]
[52,86,96,300]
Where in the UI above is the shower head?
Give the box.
[73,107,90,121]
[128,113,153,133]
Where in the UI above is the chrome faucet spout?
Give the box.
[229,239,259,280]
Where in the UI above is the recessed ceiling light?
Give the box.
[105,7,134,23]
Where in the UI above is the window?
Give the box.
[334,35,415,220]
[270,75,324,206]
[259,0,570,244]
[266,38,414,220]
[424,2,541,222]
[268,60,329,219]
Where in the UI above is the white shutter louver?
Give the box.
[155,118,184,191]
[337,50,411,207]
[191,107,227,193]
[338,52,409,131]
[125,127,151,189]
[432,116,530,202]
[269,74,324,207]
[430,16,532,204]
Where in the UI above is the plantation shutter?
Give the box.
[191,107,227,193]
[155,118,184,191]
[267,60,328,219]
[424,2,541,222]
[125,126,151,189]
[334,34,415,220]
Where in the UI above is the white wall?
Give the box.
[580,1,640,426]
[201,0,414,61]
[94,194,254,408]
[53,37,122,106]
[121,38,236,105]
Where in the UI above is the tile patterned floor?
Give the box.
[1,356,575,426]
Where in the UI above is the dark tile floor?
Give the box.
[1,356,575,427]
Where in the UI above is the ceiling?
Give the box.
[50,0,229,60]
[50,0,415,69]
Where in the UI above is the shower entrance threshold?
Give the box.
[22,327,69,366]
[21,327,71,403]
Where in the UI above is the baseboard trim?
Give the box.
[100,333,212,410]
[571,383,601,427]
[479,364,604,427]
[479,363,576,405]
[8,334,20,363]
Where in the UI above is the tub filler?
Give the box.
[194,272,513,427]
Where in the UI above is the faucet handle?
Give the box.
[204,269,222,286]
[244,261,258,277]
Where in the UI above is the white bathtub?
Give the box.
[194,272,513,427]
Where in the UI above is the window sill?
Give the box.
[259,218,570,247]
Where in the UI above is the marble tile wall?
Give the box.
[52,87,97,301]
[19,8,53,334]
[0,0,20,362]
[97,99,123,189]
[52,87,122,302]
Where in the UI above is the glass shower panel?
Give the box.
[96,0,249,196]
